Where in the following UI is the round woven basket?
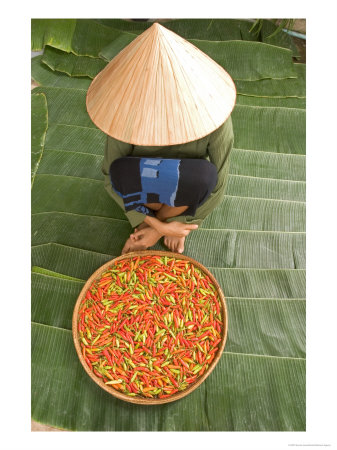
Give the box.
[72,250,228,405]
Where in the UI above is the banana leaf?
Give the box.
[32,55,92,90]
[32,272,304,358]
[31,18,131,57]
[237,95,305,109]
[32,243,115,278]
[39,47,106,79]
[236,63,305,108]
[38,38,297,82]
[32,322,305,431]
[232,105,305,154]
[32,243,306,299]
[33,50,305,109]
[31,19,298,59]
[32,85,306,154]
[100,38,297,81]
[229,148,305,181]
[94,18,298,56]
[31,93,47,184]
[32,173,305,208]
[42,46,106,78]
[44,124,104,154]
[31,18,77,53]
[97,32,137,61]
[190,40,297,81]
[235,63,305,97]
[31,22,305,431]
[260,19,299,56]
[32,265,83,281]
[32,86,94,128]
[31,209,305,269]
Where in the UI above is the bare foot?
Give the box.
[163,235,185,253]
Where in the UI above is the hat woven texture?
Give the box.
[86,23,236,146]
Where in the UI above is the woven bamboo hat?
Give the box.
[86,23,236,146]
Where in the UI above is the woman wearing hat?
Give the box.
[86,23,236,255]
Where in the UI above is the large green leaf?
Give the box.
[31,265,83,281]
[232,105,306,154]
[31,18,77,52]
[31,55,92,90]
[32,322,305,431]
[39,38,297,82]
[31,19,129,57]
[31,244,305,299]
[31,243,115,280]
[32,272,304,358]
[44,123,105,154]
[36,46,304,104]
[32,173,305,209]
[226,174,305,202]
[34,48,305,109]
[32,85,306,155]
[95,18,298,55]
[33,46,305,113]
[32,86,94,127]
[190,40,297,81]
[31,19,298,60]
[42,46,106,78]
[36,150,104,179]
[31,175,125,219]
[237,95,305,109]
[31,93,47,185]
[31,173,306,239]
[100,38,297,81]
[236,63,305,97]
[31,211,304,268]
[31,20,305,431]
[229,148,306,181]
[260,19,299,56]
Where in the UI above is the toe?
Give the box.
[164,236,170,250]
[177,238,185,253]
[166,238,174,252]
[177,244,183,253]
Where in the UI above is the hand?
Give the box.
[129,226,163,248]
[122,236,146,255]
[158,221,198,238]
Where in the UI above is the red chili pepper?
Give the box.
[93,369,103,378]
[85,357,93,370]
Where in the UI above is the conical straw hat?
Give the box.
[86,23,236,146]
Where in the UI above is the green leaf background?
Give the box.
[31,18,306,431]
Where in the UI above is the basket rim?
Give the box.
[72,250,228,405]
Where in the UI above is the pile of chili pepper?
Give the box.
[78,255,223,399]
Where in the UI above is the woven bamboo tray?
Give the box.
[72,250,228,405]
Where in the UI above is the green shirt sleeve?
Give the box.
[168,117,234,226]
[103,136,148,228]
